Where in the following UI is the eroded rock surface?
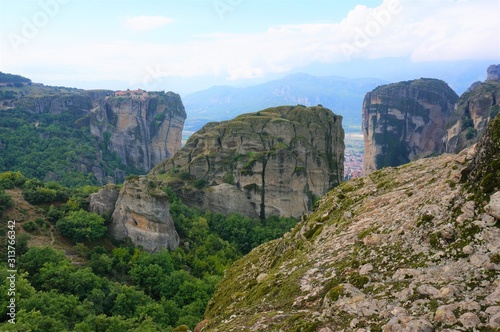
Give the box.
[362,78,458,174]
[89,184,119,216]
[444,65,500,154]
[108,176,179,252]
[91,91,186,172]
[151,105,344,219]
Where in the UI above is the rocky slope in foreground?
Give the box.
[151,105,344,219]
[202,115,500,331]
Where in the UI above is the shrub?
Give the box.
[180,172,192,181]
[0,190,13,216]
[222,173,235,185]
[22,220,38,233]
[193,179,207,189]
[55,210,107,243]
[465,127,477,140]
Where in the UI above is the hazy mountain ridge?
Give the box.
[183,73,387,132]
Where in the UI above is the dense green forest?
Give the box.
[0,106,140,187]
[0,172,298,331]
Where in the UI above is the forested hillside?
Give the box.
[0,106,139,187]
[0,171,297,331]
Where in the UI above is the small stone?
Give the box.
[458,301,481,312]
[318,328,333,332]
[458,312,480,329]
[485,191,500,219]
[359,263,373,275]
[435,306,457,325]
[482,213,496,226]
[484,261,498,270]
[383,317,433,332]
[455,154,467,164]
[417,284,439,297]
[350,318,359,328]
[486,285,500,305]
[437,286,455,299]
[256,273,268,283]
[489,312,500,328]
[395,289,412,301]
[363,234,382,246]
[470,254,488,267]
[473,218,488,228]
[440,224,455,239]
[413,319,434,331]
[485,305,500,316]
[462,245,474,255]
[390,306,407,317]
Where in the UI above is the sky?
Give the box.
[0,0,499,95]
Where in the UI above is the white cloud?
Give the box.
[131,0,499,81]
[2,0,498,86]
[123,15,172,32]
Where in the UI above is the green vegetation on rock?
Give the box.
[0,171,297,331]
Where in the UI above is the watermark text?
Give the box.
[8,0,71,52]
[6,220,17,324]
[213,0,243,20]
[340,0,402,61]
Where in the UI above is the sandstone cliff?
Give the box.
[151,105,344,219]
[202,114,500,331]
[444,64,500,153]
[0,82,186,185]
[90,176,180,252]
[90,91,186,172]
[362,78,458,174]
[14,94,94,115]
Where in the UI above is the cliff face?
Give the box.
[14,94,93,115]
[444,65,500,153]
[91,177,180,252]
[202,114,500,331]
[0,83,186,185]
[487,64,500,81]
[362,79,458,174]
[90,91,186,172]
[151,105,344,219]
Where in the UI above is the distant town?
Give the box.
[343,132,364,180]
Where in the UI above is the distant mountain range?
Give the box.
[182,73,387,132]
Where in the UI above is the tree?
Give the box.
[18,247,66,285]
[0,189,12,216]
[55,209,106,243]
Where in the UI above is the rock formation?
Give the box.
[90,91,186,172]
[90,176,180,252]
[487,64,500,81]
[362,78,458,174]
[444,64,500,153]
[89,184,120,216]
[201,114,500,331]
[151,105,344,219]
[1,80,187,184]
[14,94,94,115]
